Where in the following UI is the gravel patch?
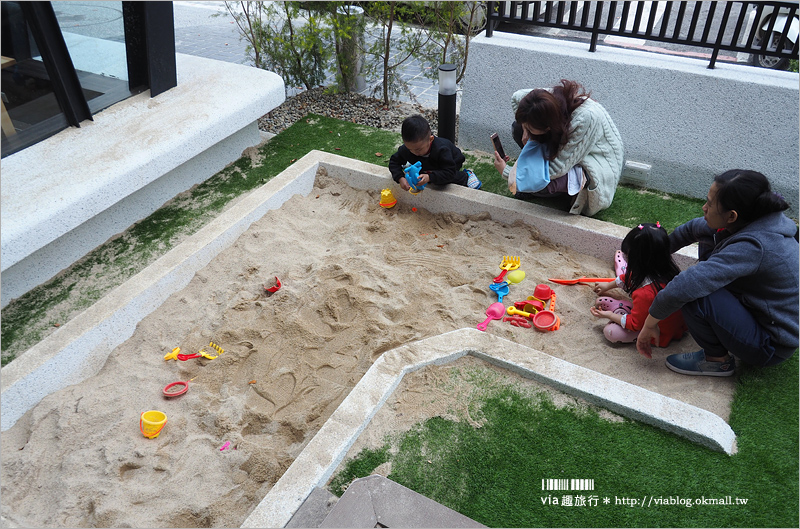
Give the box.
[257,87,441,135]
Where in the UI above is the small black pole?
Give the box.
[437,64,457,144]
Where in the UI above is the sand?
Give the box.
[0,171,735,528]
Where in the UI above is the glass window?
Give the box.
[1,1,68,144]
[52,1,138,114]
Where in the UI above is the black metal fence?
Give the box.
[486,1,799,68]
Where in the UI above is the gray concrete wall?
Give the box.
[459,32,799,215]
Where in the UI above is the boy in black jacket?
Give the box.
[388,115,481,191]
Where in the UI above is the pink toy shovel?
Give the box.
[477,302,505,331]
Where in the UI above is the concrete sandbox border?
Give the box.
[0,150,734,525]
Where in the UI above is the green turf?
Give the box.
[329,357,799,528]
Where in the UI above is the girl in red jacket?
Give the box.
[591,222,687,346]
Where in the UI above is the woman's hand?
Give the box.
[398,176,411,192]
[493,151,509,174]
[636,315,661,359]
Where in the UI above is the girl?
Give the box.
[591,222,687,347]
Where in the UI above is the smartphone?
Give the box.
[490,133,506,159]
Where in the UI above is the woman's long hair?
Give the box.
[620,223,681,294]
[514,79,590,161]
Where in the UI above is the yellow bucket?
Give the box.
[140,410,167,439]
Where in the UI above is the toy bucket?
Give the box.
[533,284,553,301]
[140,410,167,438]
[533,310,560,332]
[379,189,397,208]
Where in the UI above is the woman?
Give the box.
[636,170,799,375]
[492,79,624,216]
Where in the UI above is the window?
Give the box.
[0,1,175,158]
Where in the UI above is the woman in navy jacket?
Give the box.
[636,169,798,376]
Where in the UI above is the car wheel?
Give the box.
[750,31,792,70]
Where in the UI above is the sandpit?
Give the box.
[1,168,735,528]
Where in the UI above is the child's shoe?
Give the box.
[466,169,482,190]
[596,296,632,314]
[614,250,627,277]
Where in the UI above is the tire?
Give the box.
[750,30,792,70]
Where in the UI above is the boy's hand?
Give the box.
[416,173,430,187]
[399,177,411,192]
[493,151,509,174]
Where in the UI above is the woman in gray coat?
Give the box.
[636,170,799,376]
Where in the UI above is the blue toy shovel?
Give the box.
[490,281,510,303]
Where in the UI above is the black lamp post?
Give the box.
[437,63,457,144]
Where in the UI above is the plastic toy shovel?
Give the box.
[477,302,505,331]
[548,277,615,285]
[489,281,510,302]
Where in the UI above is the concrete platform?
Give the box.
[0,151,732,529]
[0,53,285,307]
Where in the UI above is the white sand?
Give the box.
[0,171,735,528]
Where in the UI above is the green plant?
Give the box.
[223,1,330,94]
[416,1,484,84]
[361,1,433,105]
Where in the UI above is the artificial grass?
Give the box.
[330,356,799,528]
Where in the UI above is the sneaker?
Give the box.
[466,169,482,190]
[665,350,735,377]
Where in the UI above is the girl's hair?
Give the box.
[620,223,681,293]
[514,79,590,161]
[713,169,789,225]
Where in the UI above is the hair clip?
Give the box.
[656,221,661,228]
[637,224,644,230]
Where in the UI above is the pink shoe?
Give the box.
[596,296,633,314]
[614,250,627,277]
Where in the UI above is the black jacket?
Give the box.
[388,136,466,186]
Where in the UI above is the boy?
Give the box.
[388,115,481,191]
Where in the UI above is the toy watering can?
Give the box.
[403,161,426,195]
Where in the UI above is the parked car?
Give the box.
[749,1,799,70]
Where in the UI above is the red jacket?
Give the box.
[626,282,687,347]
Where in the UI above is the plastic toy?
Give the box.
[403,161,426,194]
[489,281,510,302]
[503,315,532,328]
[140,410,167,439]
[533,310,560,332]
[176,342,224,361]
[264,276,282,293]
[163,380,190,397]
[493,256,520,283]
[533,284,553,301]
[379,189,397,208]
[515,299,544,313]
[506,306,534,319]
[163,347,181,361]
[548,277,615,285]
[507,270,526,284]
[219,441,231,451]
[477,302,505,331]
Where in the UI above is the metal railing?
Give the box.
[486,1,799,68]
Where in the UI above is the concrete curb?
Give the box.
[240,329,737,529]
